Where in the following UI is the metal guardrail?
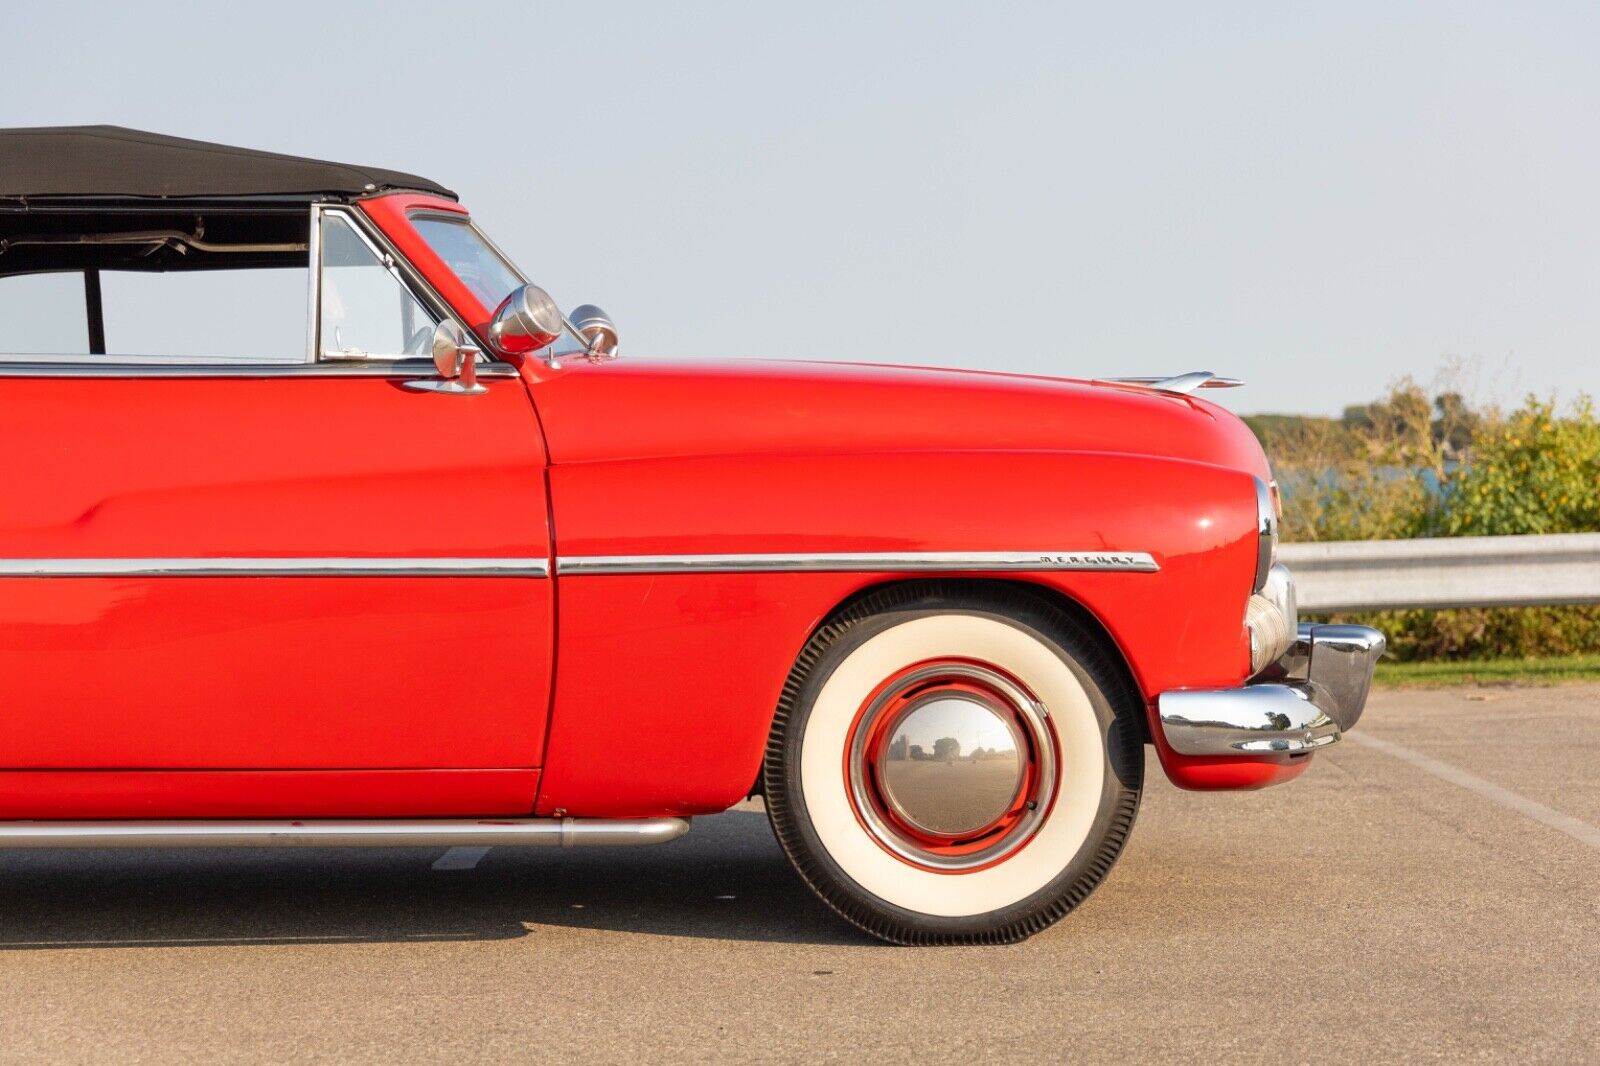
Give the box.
[1280,533,1600,612]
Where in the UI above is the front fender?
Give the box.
[535,449,1259,817]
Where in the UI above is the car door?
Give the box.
[0,205,553,817]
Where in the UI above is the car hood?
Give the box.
[526,357,1270,478]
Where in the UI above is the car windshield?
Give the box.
[410,214,524,312]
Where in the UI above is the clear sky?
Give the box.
[5,1,1598,415]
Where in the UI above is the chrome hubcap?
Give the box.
[878,695,1024,836]
[847,661,1057,871]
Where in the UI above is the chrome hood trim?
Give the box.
[1094,371,1244,395]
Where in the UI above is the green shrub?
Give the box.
[1343,605,1600,662]
[1250,385,1600,662]
[1440,397,1600,535]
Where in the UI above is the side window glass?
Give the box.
[318,213,437,360]
[0,273,89,355]
[2,268,306,363]
[101,268,306,362]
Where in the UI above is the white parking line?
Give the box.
[431,846,492,870]
[1347,731,1600,850]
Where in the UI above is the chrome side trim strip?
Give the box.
[0,557,549,577]
[0,817,690,849]
[557,551,1158,575]
[0,361,521,379]
[2,553,1153,578]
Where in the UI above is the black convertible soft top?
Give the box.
[0,125,454,202]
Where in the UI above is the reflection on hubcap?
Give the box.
[879,696,1024,836]
[847,661,1057,872]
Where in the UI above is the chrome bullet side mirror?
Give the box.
[569,304,619,359]
[488,284,565,359]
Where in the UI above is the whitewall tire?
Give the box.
[763,583,1144,945]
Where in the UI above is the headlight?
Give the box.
[1253,475,1277,592]
[1247,563,1298,674]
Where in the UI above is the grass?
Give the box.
[1375,653,1600,687]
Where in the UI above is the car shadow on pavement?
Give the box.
[0,809,865,950]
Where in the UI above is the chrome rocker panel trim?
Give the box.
[557,550,1159,576]
[0,557,549,577]
[1158,623,1386,756]
[0,817,690,849]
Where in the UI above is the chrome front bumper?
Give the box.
[1158,623,1387,756]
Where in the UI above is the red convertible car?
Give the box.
[0,127,1383,944]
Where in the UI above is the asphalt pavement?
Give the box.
[2,685,1596,1064]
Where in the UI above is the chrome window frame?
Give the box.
[311,203,495,366]
[0,201,510,378]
